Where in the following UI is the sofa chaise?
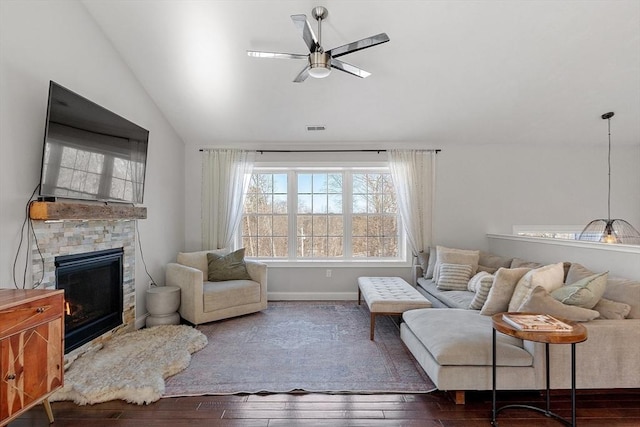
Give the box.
[401,246,640,404]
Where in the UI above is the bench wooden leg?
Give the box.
[370,313,376,340]
[454,390,465,405]
[358,287,361,305]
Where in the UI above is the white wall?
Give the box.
[184,142,640,299]
[0,1,185,322]
[434,143,640,249]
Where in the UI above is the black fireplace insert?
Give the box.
[55,248,124,353]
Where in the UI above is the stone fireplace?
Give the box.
[31,218,137,360]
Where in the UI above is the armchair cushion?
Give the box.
[203,280,261,312]
[207,248,252,282]
[167,250,268,325]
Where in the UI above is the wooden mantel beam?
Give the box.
[29,201,147,220]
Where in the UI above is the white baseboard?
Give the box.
[268,291,358,301]
[135,313,148,329]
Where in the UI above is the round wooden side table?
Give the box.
[491,312,588,427]
[146,285,181,327]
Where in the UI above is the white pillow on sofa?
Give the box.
[508,263,564,312]
[468,271,490,292]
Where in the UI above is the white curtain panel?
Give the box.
[201,149,254,250]
[388,149,436,257]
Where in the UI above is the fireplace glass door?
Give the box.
[55,248,123,353]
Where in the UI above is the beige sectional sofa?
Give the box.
[401,246,640,404]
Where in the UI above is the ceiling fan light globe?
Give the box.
[309,66,331,78]
[308,51,331,78]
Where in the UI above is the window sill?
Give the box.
[247,259,412,268]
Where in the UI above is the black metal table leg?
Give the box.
[492,327,497,425]
[571,342,576,427]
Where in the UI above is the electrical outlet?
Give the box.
[326,269,332,278]
[148,280,155,288]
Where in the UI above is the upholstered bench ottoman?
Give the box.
[358,276,432,340]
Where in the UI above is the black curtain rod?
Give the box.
[199,149,441,154]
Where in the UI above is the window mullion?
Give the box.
[288,170,297,259]
[344,171,353,260]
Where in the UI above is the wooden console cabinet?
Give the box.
[0,289,64,426]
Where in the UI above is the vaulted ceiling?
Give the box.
[82,0,640,149]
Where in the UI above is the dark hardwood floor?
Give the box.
[9,389,640,426]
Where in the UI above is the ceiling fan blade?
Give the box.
[293,65,311,83]
[327,33,390,59]
[247,51,308,60]
[291,14,318,53]
[330,59,371,79]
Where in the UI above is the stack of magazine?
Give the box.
[502,313,573,332]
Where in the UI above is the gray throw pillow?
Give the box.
[565,263,597,284]
[436,263,473,291]
[517,286,599,322]
[417,250,430,278]
[207,248,252,282]
[424,246,437,279]
[551,272,608,309]
[433,246,479,283]
[480,267,531,316]
[510,258,543,269]
[468,273,495,310]
[592,298,631,320]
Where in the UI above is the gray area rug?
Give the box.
[163,301,436,396]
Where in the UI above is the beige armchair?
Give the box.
[165,249,267,325]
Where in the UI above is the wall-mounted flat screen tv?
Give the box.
[39,81,149,204]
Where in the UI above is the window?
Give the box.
[241,168,403,261]
[513,225,585,240]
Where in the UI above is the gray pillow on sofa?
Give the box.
[433,246,479,283]
[478,251,512,274]
[417,250,430,278]
[468,273,495,310]
[551,272,608,309]
[564,263,640,319]
[592,298,631,319]
[517,286,599,322]
[436,263,473,291]
[480,267,530,316]
[424,246,437,279]
[207,248,252,282]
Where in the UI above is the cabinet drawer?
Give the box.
[0,294,64,339]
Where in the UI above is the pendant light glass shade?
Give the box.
[578,112,640,245]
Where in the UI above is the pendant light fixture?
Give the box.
[578,112,640,245]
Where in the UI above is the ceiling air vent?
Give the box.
[306,125,326,131]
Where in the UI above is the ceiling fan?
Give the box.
[247,6,389,82]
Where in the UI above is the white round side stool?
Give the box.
[146,285,181,327]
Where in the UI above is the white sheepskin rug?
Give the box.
[50,324,207,405]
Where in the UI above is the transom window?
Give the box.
[241,168,403,261]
